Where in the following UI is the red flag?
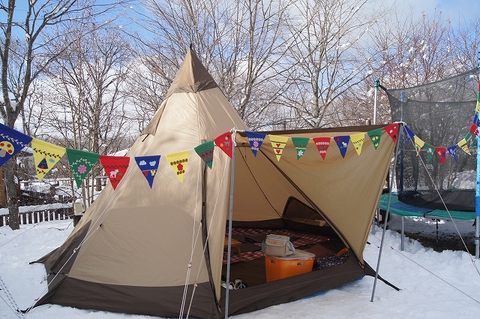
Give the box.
[384,123,399,143]
[435,147,447,164]
[313,137,331,160]
[99,155,130,190]
[214,132,233,158]
[469,123,478,136]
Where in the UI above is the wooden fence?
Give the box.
[0,207,73,227]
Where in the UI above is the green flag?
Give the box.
[66,148,100,188]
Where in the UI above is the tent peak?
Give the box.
[165,49,218,98]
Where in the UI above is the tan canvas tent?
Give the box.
[35,50,397,318]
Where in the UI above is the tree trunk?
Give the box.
[4,157,20,230]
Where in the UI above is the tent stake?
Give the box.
[371,122,402,302]
[225,129,237,318]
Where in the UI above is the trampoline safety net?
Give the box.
[385,69,478,212]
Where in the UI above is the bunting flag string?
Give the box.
[214,132,233,158]
[135,155,161,188]
[194,141,215,169]
[403,125,415,143]
[32,138,66,181]
[424,143,435,163]
[414,135,425,155]
[66,148,100,188]
[0,123,33,168]
[245,131,266,157]
[269,135,289,161]
[8,121,478,191]
[435,147,447,164]
[367,128,382,150]
[313,137,330,160]
[350,133,365,156]
[447,145,458,162]
[166,150,189,182]
[384,123,399,143]
[99,155,130,190]
[291,137,310,159]
[457,137,471,155]
[334,136,350,158]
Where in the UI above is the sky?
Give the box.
[0,214,479,319]
[382,0,480,23]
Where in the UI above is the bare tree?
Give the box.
[357,9,464,125]
[277,0,381,128]
[0,0,123,229]
[37,21,134,207]
[131,0,294,129]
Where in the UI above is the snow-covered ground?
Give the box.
[0,214,479,319]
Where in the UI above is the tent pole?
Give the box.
[401,216,405,251]
[476,50,480,259]
[476,135,480,259]
[225,129,237,318]
[371,122,403,302]
[373,79,379,125]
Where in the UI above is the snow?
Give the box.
[1,215,479,319]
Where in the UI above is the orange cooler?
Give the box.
[265,250,315,282]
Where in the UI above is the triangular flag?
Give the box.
[435,147,447,164]
[447,145,458,162]
[194,141,214,169]
[477,89,480,112]
[313,137,331,159]
[465,131,473,142]
[135,155,161,188]
[474,113,480,126]
[245,131,266,157]
[333,136,350,158]
[99,155,130,190]
[31,138,66,181]
[66,148,100,188]
[166,150,189,182]
[214,132,233,158]
[350,132,365,156]
[403,125,415,143]
[367,128,382,150]
[0,123,32,168]
[291,137,310,160]
[424,143,435,163]
[384,123,399,143]
[469,123,478,136]
[457,138,471,155]
[269,135,289,161]
[414,136,425,155]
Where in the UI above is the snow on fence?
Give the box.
[0,207,73,227]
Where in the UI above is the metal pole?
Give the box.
[225,130,237,318]
[373,79,379,125]
[476,135,480,259]
[476,50,480,259]
[371,123,402,302]
[401,216,405,251]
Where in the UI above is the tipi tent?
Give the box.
[35,50,397,318]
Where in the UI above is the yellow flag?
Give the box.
[166,150,189,182]
[31,138,66,181]
[269,135,289,161]
[457,138,471,155]
[350,132,365,156]
[414,136,425,155]
[476,101,480,113]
